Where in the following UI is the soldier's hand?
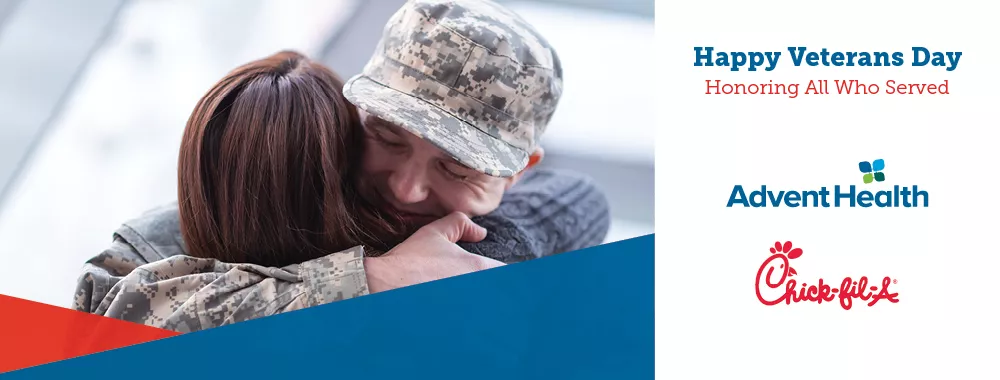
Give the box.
[363,212,505,293]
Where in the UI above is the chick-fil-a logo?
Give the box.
[755,241,899,310]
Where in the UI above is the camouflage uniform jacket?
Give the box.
[70,201,365,333]
[72,169,610,332]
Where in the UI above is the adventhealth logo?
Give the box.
[859,159,885,184]
[727,159,929,208]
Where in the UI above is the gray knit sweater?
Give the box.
[460,168,610,262]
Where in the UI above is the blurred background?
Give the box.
[0,0,653,307]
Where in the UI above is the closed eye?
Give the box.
[370,130,405,148]
[439,161,469,181]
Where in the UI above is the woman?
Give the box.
[177,50,400,267]
[73,51,610,332]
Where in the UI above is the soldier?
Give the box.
[343,0,564,239]
[74,0,609,332]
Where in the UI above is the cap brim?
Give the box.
[343,75,528,178]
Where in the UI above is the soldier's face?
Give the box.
[356,112,522,231]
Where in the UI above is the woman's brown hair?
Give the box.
[178,51,399,267]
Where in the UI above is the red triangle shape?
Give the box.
[0,294,180,373]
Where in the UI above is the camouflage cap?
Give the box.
[343,0,563,177]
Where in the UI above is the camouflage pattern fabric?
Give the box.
[344,0,563,177]
[71,169,609,333]
[72,205,368,332]
[71,169,610,332]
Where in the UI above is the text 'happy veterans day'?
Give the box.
[694,47,959,98]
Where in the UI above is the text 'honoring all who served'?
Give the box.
[703,79,951,98]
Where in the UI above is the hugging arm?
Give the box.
[72,205,501,333]
[70,169,607,331]
[74,234,368,333]
[458,169,611,263]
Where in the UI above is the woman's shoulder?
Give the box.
[462,168,610,260]
[499,168,609,220]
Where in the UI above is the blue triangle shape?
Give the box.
[5,235,654,379]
